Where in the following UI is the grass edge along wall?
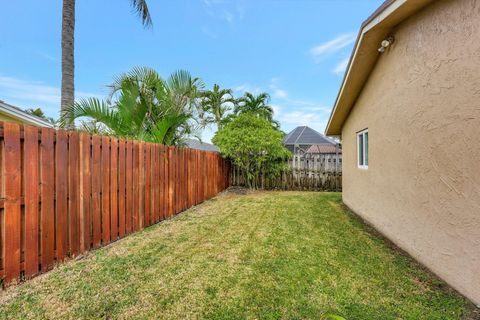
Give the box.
[0,121,230,286]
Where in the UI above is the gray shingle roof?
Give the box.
[185,139,220,152]
[283,126,335,145]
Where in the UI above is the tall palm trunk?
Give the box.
[61,0,75,128]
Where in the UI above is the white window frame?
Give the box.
[357,129,368,169]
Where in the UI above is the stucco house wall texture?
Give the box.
[341,0,480,305]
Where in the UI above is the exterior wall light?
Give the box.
[378,36,395,53]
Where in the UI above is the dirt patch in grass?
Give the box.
[223,186,250,195]
[0,191,476,320]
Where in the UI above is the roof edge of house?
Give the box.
[325,0,435,136]
[0,100,55,128]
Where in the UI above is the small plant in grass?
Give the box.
[213,113,290,188]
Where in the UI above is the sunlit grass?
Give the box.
[0,191,474,319]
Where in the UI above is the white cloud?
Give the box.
[282,98,331,113]
[233,84,262,95]
[310,33,356,63]
[272,98,332,133]
[279,110,327,132]
[0,75,101,118]
[231,78,331,132]
[234,80,287,99]
[202,0,245,25]
[36,51,57,62]
[269,78,287,99]
[222,11,234,24]
[271,104,282,116]
[333,57,350,75]
[201,26,218,39]
[273,88,287,99]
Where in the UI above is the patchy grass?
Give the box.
[0,192,475,319]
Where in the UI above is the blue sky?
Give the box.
[0,0,382,141]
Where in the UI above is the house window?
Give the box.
[357,129,368,169]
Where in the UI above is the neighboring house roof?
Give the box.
[306,144,342,155]
[0,100,54,128]
[185,139,220,152]
[325,0,435,136]
[283,126,335,145]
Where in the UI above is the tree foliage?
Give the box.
[200,84,235,129]
[234,92,280,128]
[213,113,290,188]
[25,107,57,125]
[60,67,204,146]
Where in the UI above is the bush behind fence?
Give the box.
[0,122,230,285]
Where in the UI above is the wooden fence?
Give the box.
[0,122,230,285]
[231,166,341,192]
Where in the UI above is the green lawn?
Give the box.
[0,191,475,319]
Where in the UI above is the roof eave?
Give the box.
[325,0,435,136]
[0,101,54,128]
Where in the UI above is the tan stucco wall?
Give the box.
[341,0,480,305]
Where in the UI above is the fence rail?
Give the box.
[0,122,230,285]
[231,166,341,191]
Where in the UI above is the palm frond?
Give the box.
[67,67,205,146]
[59,97,118,130]
[130,0,153,28]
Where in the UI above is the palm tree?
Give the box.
[200,84,235,129]
[61,0,152,128]
[25,107,57,125]
[235,92,279,127]
[60,67,204,146]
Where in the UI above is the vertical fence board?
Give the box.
[40,128,55,272]
[183,150,187,209]
[187,149,192,208]
[171,147,175,217]
[118,140,126,238]
[80,133,91,252]
[194,150,199,205]
[152,145,163,223]
[152,144,159,223]
[24,126,39,279]
[68,132,81,256]
[155,145,165,221]
[155,144,159,222]
[91,136,102,248]
[132,142,139,231]
[144,144,151,227]
[203,152,206,200]
[110,138,118,239]
[172,147,177,215]
[165,147,173,218]
[161,145,166,220]
[55,130,68,262]
[125,141,133,234]
[3,123,21,283]
[101,136,111,244]
[177,148,181,213]
[138,142,145,230]
[178,149,183,212]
